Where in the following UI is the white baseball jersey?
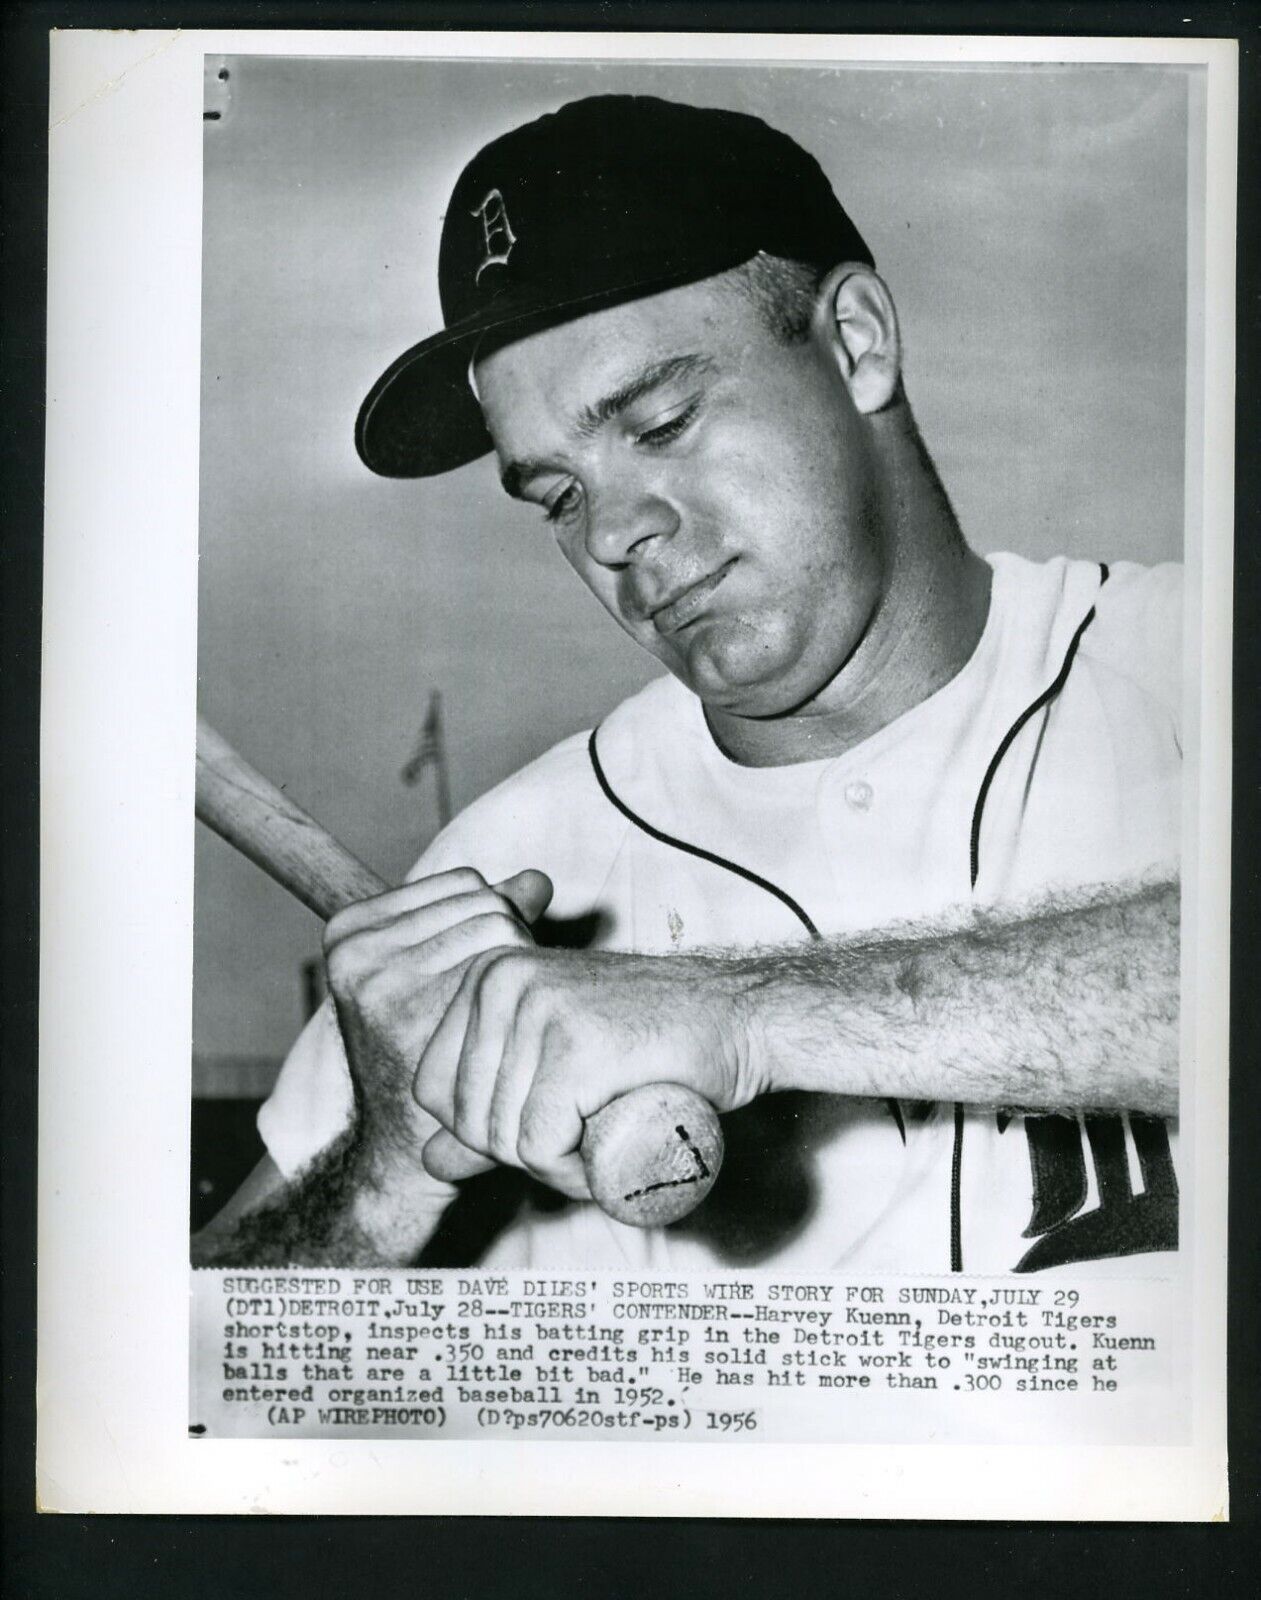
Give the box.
[259,553,1183,1276]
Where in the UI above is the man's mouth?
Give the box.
[648,560,737,635]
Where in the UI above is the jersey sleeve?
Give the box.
[255,997,354,1180]
[1085,561,1184,741]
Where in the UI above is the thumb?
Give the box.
[494,868,554,925]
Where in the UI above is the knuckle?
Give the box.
[463,946,501,991]
[323,942,352,993]
[500,945,537,978]
[324,928,392,998]
[517,973,559,1030]
[471,944,512,983]
[355,964,392,1009]
[480,947,534,1004]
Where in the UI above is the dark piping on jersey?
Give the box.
[968,565,1110,893]
[954,563,1110,1270]
[589,733,911,1149]
[587,733,821,938]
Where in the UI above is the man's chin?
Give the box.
[648,622,813,716]
[672,657,805,721]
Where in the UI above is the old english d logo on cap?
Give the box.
[356,95,875,478]
[471,188,517,283]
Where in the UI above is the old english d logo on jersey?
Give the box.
[1006,1111,1178,1272]
[471,188,517,283]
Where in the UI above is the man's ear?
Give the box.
[812,264,901,415]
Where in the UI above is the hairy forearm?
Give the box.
[191,877,1178,1264]
[191,1127,455,1268]
[730,877,1179,1116]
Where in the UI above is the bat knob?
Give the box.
[581,1083,724,1227]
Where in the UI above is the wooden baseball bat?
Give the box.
[195,715,723,1227]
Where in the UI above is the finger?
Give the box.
[494,869,553,925]
[485,987,546,1168]
[517,1066,591,1200]
[412,953,489,1128]
[449,953,524,1157]
[498,1039,591,1200]
[487,1008,591,1201]
[325,867,490,946]
[326,893,524,978]
[394,908,532,978]
[488,1057,592,1200]
[422,1127,497,1182]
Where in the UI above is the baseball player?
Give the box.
[195,96,1181,1275]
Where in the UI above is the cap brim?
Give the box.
[354,250,761,479]
[355,324,491,479]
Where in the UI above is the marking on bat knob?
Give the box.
[621,1124,712,1202]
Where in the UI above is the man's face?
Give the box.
[474,272,889,720]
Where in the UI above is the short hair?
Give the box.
[723,252,827,344]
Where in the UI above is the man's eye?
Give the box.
[635,402,698,449]
[543,482,582,525]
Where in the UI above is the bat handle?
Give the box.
[195,716,722,1226]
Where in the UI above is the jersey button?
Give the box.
[844,780,874,812]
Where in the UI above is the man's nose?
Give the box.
[584,481,680,568]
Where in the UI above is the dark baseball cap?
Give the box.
[355,94,874,479]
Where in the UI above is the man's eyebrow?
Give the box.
[498,352,715,501]
[575,353,714,438]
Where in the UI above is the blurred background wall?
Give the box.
[194,56,1190,1089]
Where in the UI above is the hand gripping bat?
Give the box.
[195,716,724,1227]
